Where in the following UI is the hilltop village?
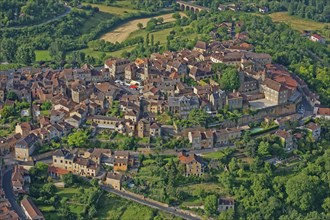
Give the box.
[0,31,329,219]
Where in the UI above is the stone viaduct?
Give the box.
[176,1,210,13]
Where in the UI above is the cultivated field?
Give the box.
[268,12,329,32]
[82,2,138,15]
[100,13,181,43]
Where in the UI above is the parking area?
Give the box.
[249,99,278,110]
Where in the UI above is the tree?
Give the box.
[91,178,99,187]
[49,40,65,63]
[29,162,49,183]
[6,91,18,101]
[322,197,330,213]
[0,38,17,62]
[218,208,235,220]
[220,68,240,91]
[172,12,181,20]
[41,101,52,111]
[0,105,15,120]
[16,45,35,65]
[67,130,89,147]
[42,183,57,197]
[63,173,75,187]
[286,173,322,212]
[137,23,143,30]
[257,141,270,157]
[157,17,164,24]
[205,195,218,216]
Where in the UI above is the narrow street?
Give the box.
[102,186,201,220]
[2,168,26,219]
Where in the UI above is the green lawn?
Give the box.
[128,27,174,45]
[202,150,226,160]
[80,11,113,34]
[109,46,135,57]
[41,187,86,219]
[82,2,138,16]
[56,187,80,198]
[178,183,224,195]
[111,0,136,9]
[35,50,52,62]
[96,192,181,219]
[0,128,13,138]
[268,12,329,32]
[0,63,22,71]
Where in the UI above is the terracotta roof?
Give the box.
[48,166,70,175]
[194,41,207,50]
[21,197,44,219]
[312,34,324,40]
[275,130,291,139]
[306,122,319,131]
[318,108,330,116]
[264,78,287,92]
[179,153,204,164]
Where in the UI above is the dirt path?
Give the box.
[101,13,182,43]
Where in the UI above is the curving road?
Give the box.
[3,6,71,30]
[2,168,26,219]
[102,186,201,220]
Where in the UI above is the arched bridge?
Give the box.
[176,1,210,13]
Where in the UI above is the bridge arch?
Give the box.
[181,4,185,11]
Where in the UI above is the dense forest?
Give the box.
[195,0,330,22]
[0,0,66,27]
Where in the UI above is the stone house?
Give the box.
[15,133,40,161]
[218,198,235,212]
[215,128,241,145]
[262,78,288,105]
[52,149,100,177]
[305,122,321,140]
[21,197,45,220]
[150,122,161,137]
[11,165,30,194]
[168,96,200,118]
[113,151,134,172]
[105,172,123,190]
[178,152,206,177]
[226,92,243,110]
[137,119,150,138]
[275,129,294,151]
[188,130,214,149]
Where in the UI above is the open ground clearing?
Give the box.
[268,12,329,32]
[82,2,138,15]
[101,13,184,43]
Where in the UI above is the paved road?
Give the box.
[2,169,26,219]
[4,6,71,30]
[102,186,201,220]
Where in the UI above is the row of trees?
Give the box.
[194,0,330,22]
[0,39,35,65]
[0,0,66,27]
